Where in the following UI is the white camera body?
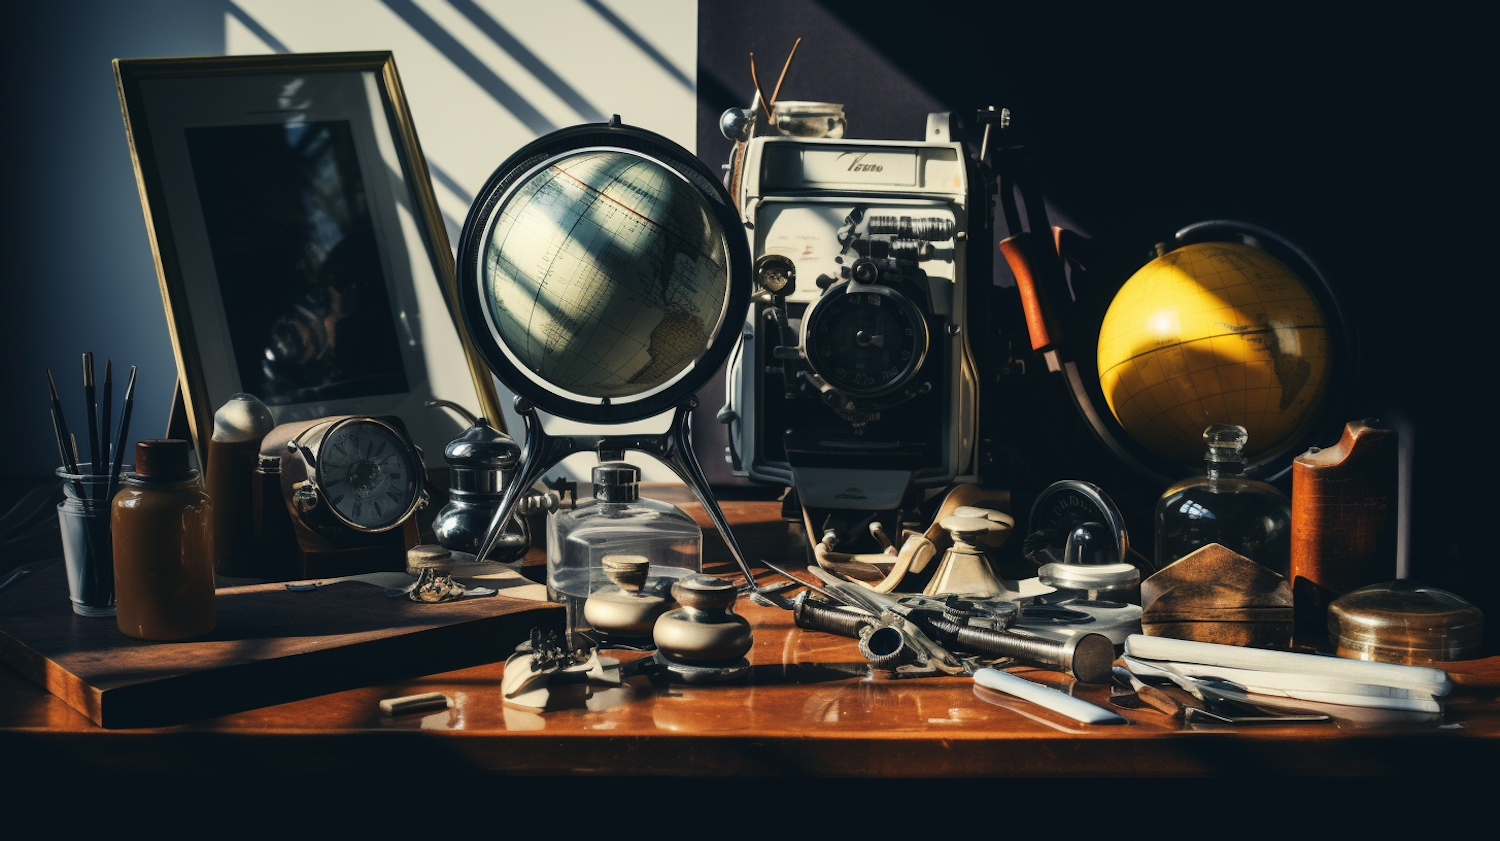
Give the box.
[723,112,982,511]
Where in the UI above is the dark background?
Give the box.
[3,1,1493,627]
[697,2,1498,624]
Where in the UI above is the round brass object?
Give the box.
[1328,580,1484,665]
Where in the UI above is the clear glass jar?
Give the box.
[1155,425,1291,576]
[546,463,701,647]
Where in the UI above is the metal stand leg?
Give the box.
[474,395,808,609]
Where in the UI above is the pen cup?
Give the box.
[56,465,124,617]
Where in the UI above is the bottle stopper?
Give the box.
[583,555,669,638]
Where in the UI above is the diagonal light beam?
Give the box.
[228,3,292,53]
[581,0,693,92]
[380,0,556,134]
[447,0,607,123]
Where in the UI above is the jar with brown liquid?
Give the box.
[112,439,215,640]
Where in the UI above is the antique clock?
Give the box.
[255,415,429,579]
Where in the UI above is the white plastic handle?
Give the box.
[974,668,1126,725]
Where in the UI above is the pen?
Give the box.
[100,359,112,476]
[46,368,79,475]
[83,352,99,474]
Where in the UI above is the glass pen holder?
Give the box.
[56,465,126,617]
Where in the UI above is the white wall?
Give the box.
[226,0,698,482]
[9,0,699,484]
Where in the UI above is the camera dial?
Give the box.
[801,280,929,401]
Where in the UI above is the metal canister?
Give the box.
[432,418,528,561]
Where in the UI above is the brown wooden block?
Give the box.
[0,561,560,728]
[1141,543,1292,648]
[1291,419,1398,644]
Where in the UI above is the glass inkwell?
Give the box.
[455,117,809,664]
[1155,424,1292,575]
[550,462,701,647]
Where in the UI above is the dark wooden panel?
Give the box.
[0,561,560,727]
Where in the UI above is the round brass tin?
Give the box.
[1328,580,1484,665]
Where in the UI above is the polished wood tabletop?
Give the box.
[4,494,1499,780]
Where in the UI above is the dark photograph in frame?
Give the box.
[115,52,500,470]
[185,119,409,406]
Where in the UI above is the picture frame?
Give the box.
[115,51,500,471]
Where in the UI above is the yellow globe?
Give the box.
[1096,241,1330,467]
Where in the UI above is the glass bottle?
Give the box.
[546,462,701,647]
[1154,425,1291,576]
[112,439,216,641]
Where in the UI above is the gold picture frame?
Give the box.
[115,51,500,470]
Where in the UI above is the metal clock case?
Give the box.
[257,414,429,579]
[1023,480,1130,569]
[1016,479,1144,643]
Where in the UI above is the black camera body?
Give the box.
[723,112,988,513]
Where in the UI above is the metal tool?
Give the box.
[1122,658,1331,724]
[805,569,967,676]
[1110,665,1184,717]
[797,568,1114,683]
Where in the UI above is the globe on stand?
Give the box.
[454,120,808,607]
[478,149,730,404]
[1095,240,1331,469]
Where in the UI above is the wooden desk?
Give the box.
[3,497,1498,782]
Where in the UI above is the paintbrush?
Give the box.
[107,365,138,502]
[46,368,80,475]
[82,352,99,474]
[100,359,112,476]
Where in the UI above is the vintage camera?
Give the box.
[721,108,989,517]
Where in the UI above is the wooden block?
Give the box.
[0,561,561,728]
[1291,419,1398,643]
[1141,543,1292,648]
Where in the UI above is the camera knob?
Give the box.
[851,259,880,284]
[719,107,752,141]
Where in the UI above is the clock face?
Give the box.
[315,418,420,531]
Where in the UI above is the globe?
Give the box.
[479,149,729,401]
[1095,240,1331,468]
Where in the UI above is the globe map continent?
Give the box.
[481,149,728,400]
[1096,241,1330,467]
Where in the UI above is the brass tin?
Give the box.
[1328,580,1483,664]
